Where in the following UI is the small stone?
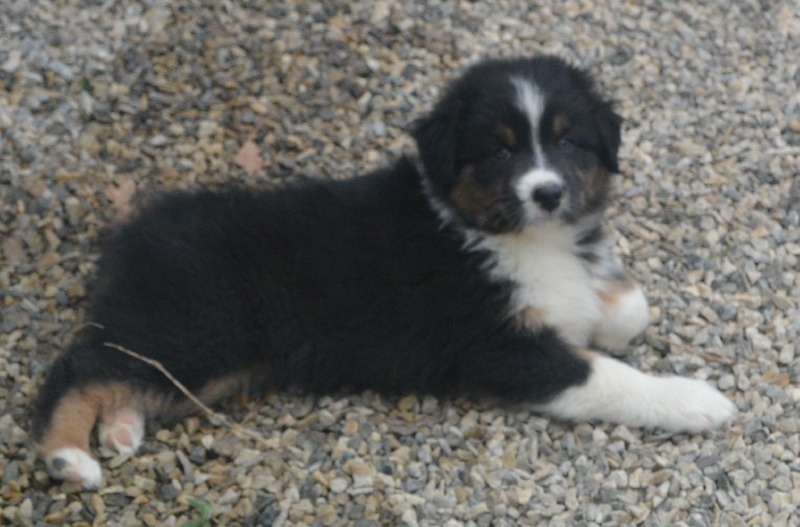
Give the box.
[329,477,348,493]
[200,435,214,449]
[104,493,129,507]
[48,60,74,80]
[745,328,772,351]
[3,461,20,484]
[718,374,736,391]
[2,50,21,72]
[351,474,373,490]
[234,448,262,467]
[133,475,157,493]
[250,100,269,115]
[397,395,418,412]
[466,502,490,519]
[157,483,180,501]
[343,419,359,436]
[342,459,371,477]
[197,120,218,137]
[777,346,794,365]
[3,237,25,266]
[371,121,387,137]
[16,499,33,520]
[149,135,169,147]
[188,446,206,464]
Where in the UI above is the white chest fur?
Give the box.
[472,225,603,347]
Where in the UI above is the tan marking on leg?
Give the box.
[519,306,549,330]
[38,383,136,456]
[597,275,637,308]
[575,347,597,363]
[593,277,649,351]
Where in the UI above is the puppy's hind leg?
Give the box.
[32,350,146,488]
[33,384,108,488]
[35,383,147,488]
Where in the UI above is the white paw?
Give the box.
[46,447,103,489]
[653,377,737,433]
[593,284,649,351]
[97,408,144,456]
[541,355,736,434]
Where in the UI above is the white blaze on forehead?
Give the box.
[511,76,545,132]
[511,76,547,163]
[511,77,562,208]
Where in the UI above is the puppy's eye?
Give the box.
[493,147,511,161]
[559,137,576,152]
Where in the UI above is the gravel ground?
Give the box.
[1,0,799,526]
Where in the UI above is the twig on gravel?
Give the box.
[69,321,105,337]
[103,342,222,420]
[731,258,753,292]
[697,350,736,366]
[103,341,272,447]
[630,219,683,258]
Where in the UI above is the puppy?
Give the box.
[32,56,735,488]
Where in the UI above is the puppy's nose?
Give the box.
[532,184,564,212]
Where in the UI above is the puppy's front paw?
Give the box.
[46,447,103,489]
[656,377,736,433]
[540,354,736,433]
[593,284,649,352]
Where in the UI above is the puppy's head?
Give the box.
[413,56,622,234]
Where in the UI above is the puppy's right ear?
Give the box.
[595,105,623,174]
[411,100,461,193]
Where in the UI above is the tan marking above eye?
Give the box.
[494,125,518,148]
[553,114,570,137]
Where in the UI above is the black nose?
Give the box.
[532,184,564,212]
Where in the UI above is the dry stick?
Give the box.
[68,321,105,339]
[103,341,270,447]
[731,257,753,293]
[631,219,683,258]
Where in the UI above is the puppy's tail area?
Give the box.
[31,340,143,489]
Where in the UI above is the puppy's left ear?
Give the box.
[596,105,623,173]
[411,99,461,193]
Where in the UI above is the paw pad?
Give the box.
[98,408,144,456]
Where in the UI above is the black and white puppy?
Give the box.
[32,56,735,488]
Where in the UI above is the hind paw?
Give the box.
[46,447,103,489]
[97,408,144,456]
